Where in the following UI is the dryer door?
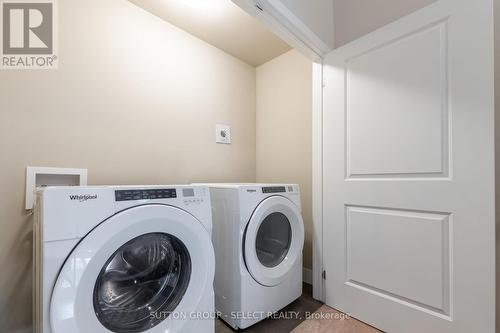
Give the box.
[244,196,304,287]
[50,204,214,333]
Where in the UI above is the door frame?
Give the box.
[231,0,327,302]
[311,61,324,301]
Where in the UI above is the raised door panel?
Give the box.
[347,22,448,178]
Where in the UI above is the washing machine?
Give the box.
[203,183,304,329]
[33,185,215,333]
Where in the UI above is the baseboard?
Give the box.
[303,267,312,285]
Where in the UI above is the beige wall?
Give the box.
[0,0,256,331]
[256,50,313,269]
[333,0,437,47]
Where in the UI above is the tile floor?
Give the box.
[215,284,382,333]
[291,305,382,333]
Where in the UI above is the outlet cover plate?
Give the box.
[215,124,231,144]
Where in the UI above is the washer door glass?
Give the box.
[93,232,191,333]
[255,212,292,268]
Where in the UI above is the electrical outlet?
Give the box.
[215,124,231,144]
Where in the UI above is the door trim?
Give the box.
[312,60,324,301]
[231,0,327,302]
[231,0,327,60]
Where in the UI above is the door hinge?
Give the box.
[322,80,326,88]
[322,270,326,280]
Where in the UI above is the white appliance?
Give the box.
[204,183,304,329]
[33,185,215,333]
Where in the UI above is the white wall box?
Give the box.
[25,167,88,210]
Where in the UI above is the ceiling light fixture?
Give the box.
[184,0,220,10]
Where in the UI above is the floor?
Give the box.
[215,284,382,333]
[290,305,382,333]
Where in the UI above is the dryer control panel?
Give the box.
[262,186,288,193]
[115,188,177,201]
[262,186,286,193]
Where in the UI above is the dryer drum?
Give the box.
[93,232,191,333]
[255,212,292,268]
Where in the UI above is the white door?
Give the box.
[322,0,495,332]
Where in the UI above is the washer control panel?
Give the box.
[115,188,177,201]
[183,187,204,205]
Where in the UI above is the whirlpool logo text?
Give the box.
[69,194,98,202]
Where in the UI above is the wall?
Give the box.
[0,0,256,331]
[333,0,437,47]
[256,50,313,270]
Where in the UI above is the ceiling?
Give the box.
[128,0,291,67]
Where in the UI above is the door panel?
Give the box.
[323,0,495,332]
[346,206,450,313]
[347,22,447,177]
